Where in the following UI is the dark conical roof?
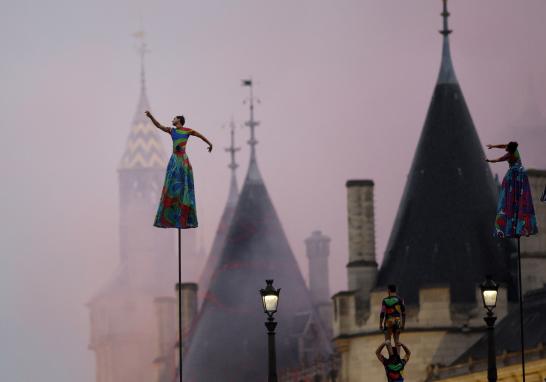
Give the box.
[376,4,515,305]
[183,116,330,381]
[197,130,240,301]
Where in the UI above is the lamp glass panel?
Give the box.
[263,294,279,313]
[483,290,498,308]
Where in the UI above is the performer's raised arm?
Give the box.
[375,342,387,362]
[145,111,171,134]
[399,342,411,363]
[190,129,213,152]
[486,144,507,150]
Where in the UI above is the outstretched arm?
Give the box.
[487,144,507,150]
[399,342,411,362]
[190,129,213,152]
[486,153,511,163]
[375,342,387,363]
[145,111,171,134]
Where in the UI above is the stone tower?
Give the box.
[305,230,333,335]
[332,2,516,381]
[375,0,516,304]
[88,46,175,382]
[183,81,331,381]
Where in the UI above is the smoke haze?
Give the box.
[1,0,546,381]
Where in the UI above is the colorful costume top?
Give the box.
[494,150,538,238]
[381,295,405,326]
[382,357,406,382]
[154,127,198,229]
[381,296,405,319]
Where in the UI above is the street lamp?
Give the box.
[480,275,499,382]
[260,280,281,382]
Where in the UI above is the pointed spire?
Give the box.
[225,117,240,206]
[437,0,458,84]
[242,79,263,182]
[134,30,151,123]
[119,32,165,170]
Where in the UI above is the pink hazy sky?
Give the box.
[1,1,546,381]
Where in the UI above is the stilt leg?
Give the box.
[517,236,526,382]
[179,228,183,382]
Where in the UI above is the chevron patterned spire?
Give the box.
[119,33,166,170]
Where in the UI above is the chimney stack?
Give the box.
[346,180,378,307]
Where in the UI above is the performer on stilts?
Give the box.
[146,111,213,228]
[486,141,538,382]
[145,110,212,382]
[486,141,538,238]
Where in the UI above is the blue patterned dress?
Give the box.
[494,150,538,238]
[154,127,198,229]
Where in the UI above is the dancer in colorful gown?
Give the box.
[376,340,411,382]
[380,284,406,352]
[145,111,213,229]
[486,142,538,238]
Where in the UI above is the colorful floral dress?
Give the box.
[494,150,538,238]
[154,127,198,229]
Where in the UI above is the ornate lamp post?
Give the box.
[480,275,499,382]
[260,279,281,382]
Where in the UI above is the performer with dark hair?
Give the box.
[486,142,538,238]
[380,284,406,348]
[376,340,410,382]
[145,111,212,228]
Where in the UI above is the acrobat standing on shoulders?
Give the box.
[376,340,411,382]
[380,284,406,352]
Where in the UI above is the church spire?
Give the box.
[119,31,165,170]
[225,117,240,206]
[437,0,458,84]
[133,30,151,124]
[242,79,263,182]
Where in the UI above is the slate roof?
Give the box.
[376,4,516,305]
[183,125,331,381]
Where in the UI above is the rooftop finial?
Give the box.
[436,0,457,84]
[241,78,263,182]
[133,29,149,93]
[225,117,240,173]
[440,0,452,36]
[242,79,260,160]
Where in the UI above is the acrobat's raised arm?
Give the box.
[375,342,387,363]
[399,342,411,363]
[145,111,171,134]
